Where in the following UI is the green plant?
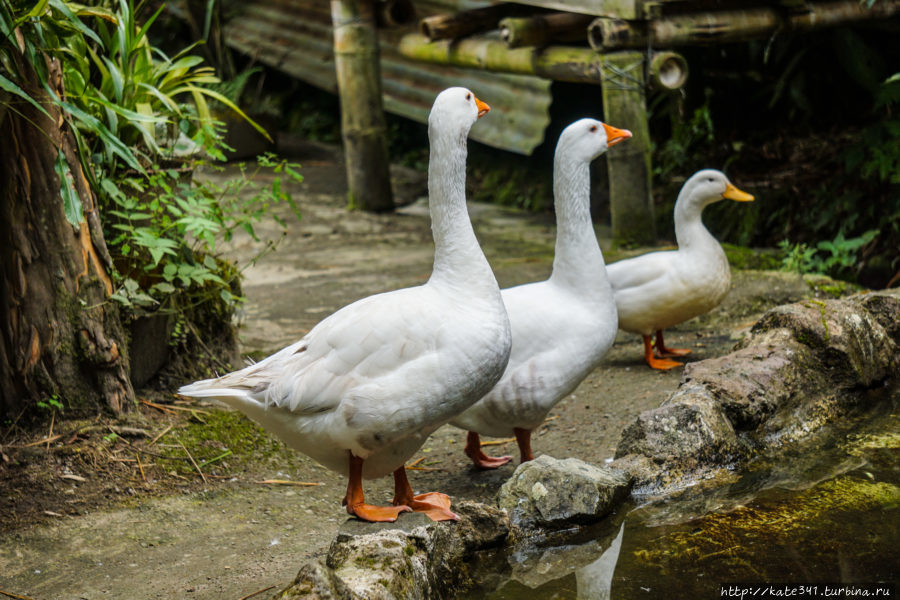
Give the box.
[652,89,717,181]
[779,229,878,281]
[105,152,302,311]
[470,160,551,211]
[3,0,302,382]
[57,0,267,174]
[36,395,64,412]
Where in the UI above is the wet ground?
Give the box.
[0,141,846,599]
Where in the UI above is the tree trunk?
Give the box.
[0,53,134,419]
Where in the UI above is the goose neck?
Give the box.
[674,192,716,252]
[549,154,607,290]
[428,127,495,288]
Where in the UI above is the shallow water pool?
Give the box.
[463,398,898,599]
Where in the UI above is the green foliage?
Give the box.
[779,229,879,282]
[56,0,266,174]
[652,90,717,181]
[36,395,64,412]
[105,152,302,312]
[469,164,550,212]
[2,0,303,373]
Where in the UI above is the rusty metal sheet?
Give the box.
[223,0,552,154]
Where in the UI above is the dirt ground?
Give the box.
[0,140,832,600]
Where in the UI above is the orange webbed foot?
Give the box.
[646,355,683,370]
[654,330,692,359]
[406,495,458,521]
[656,347,691,358]
[464,431,512,470]
[348,502,412,522]
[467,451,513,470]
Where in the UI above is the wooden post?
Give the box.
[331,0,394,212]
[601,51,655,246]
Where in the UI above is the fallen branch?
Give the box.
[136,453,146,482]
[0,589,37,600]
[81,425,152,437]
[46,412,55,450]
[141,398,211,415]
[179,441,208,484]
[238,585,277,600]
[17,434,64,448]
[255,479,323,486]
[481,437,516,446]
[149,424,173,446]
[406,456,443,471]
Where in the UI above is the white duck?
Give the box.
[606,169,754,370]
[178,88,511,522]
[449,118,631,468]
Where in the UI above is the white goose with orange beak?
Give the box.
[178,87,511,522]
[606,169,754,369]
[450,118,631,468]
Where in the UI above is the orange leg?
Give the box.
[392,466,458,521]
[642,335,682,370]
[655,329,691,358]
[344,454,412,522]
[464,431,512,469]
[514,427,534,463]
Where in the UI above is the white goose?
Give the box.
[606,169,754,369]
[178,88,511,522]
[449,119,631,468]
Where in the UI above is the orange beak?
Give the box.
[602,123,632,147]
[474,96,490,119]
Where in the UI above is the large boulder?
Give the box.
[496,455,632,529]
[613,291,900,494]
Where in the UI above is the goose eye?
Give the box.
[465,93,472,101]
[589,125,598,133]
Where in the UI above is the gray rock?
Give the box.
[613,291,900,495]
[496,455,632,529]
[276,502,510,600]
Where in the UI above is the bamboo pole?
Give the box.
[499,12,594,48]
[589,0,900,50]
[648,51,688,91]
[398,33,609,83]
[419,3,531,41]
[601,51,655,246]
[331,0,394,212]
[377,0,416,28]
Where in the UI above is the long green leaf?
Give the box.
[101,55,124,102]
[186,86,272,142]
[71,4,118,24]
[136,81,181,114]
[13,0,50,26]
[0,73,52,118]
[47,0,101,45]
[54,93,145,173]
[134,3,163,49]
[54,150,83,227]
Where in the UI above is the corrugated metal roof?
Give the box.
[223,0,552,154]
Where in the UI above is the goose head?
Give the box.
[428,87,490,137]
[679,169,754,209]
[556,118,632,163]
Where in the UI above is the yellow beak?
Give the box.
[723,182,754,202]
